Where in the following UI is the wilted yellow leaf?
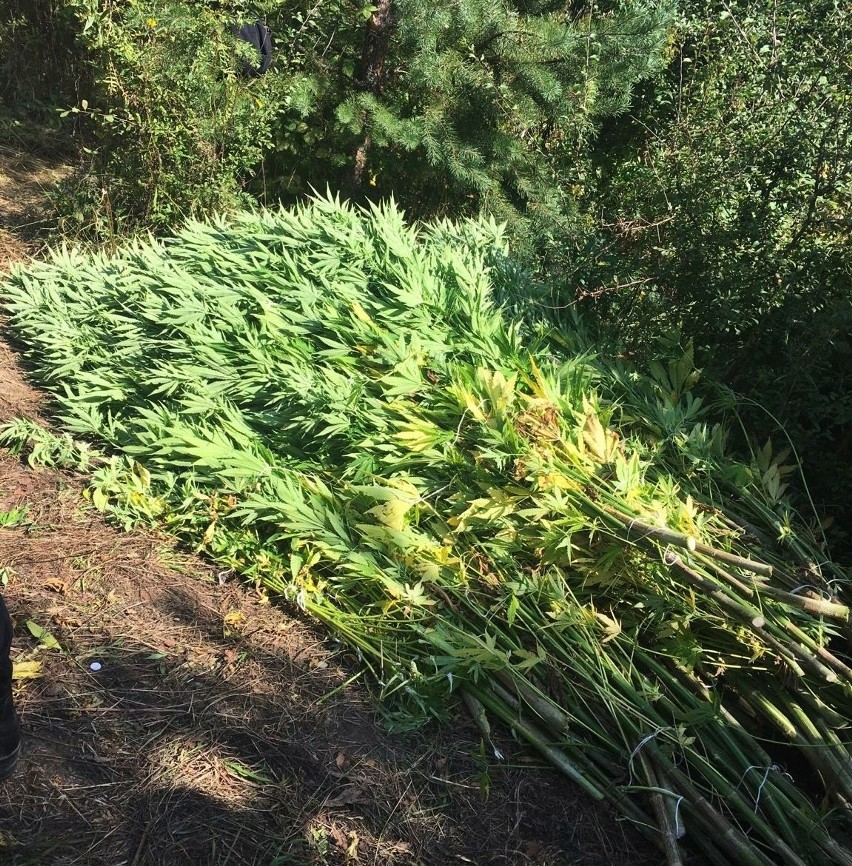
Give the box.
[351,300,375,326]
[346,830,361,861]
[582,409,619,463]
[367,498,411,531]
[595,611,622,644]
[12,660,43,680]
[201,521,217,545]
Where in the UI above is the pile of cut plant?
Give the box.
[3,197,851,866]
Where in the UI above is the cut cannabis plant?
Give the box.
[3,196,851,866]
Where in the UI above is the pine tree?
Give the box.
[271,0,675,254]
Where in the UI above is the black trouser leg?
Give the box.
[0,594,20,780]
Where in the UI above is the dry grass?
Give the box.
[0,144,71,269]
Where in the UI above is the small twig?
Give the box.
[130,824,149,866]
[48,778,92,827]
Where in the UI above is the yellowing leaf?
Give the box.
[595,611,622,644]
[351,300,375,327]
[386,477,422,502]
[449,489,518,532]
[526,356,549,401]
[582,409,619,463]
[356,478,421,530]
[477,368,517,417]
[414,561,441,582]
[356,522,421,550]
[449,383,486,422]
[12,659,43,680]
[346,830,361,861]
[201,520,217,545]
[367,498,411,531]
[393,420,444,452]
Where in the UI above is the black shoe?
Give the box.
[0,740,19,782]
[0,693,20,783]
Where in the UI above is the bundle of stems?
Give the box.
[3,197,850,865]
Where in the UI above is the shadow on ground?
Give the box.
[0,143,71,266]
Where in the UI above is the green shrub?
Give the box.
[0,0,80,107]
[565,0,852,548]
[7,0,675,248]
[55,0,289,236]
[259,0,675,255]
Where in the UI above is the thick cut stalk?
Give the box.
[604,507,774,577]
[782,618,852,684]
[667,552,839,682]
[652,751,807,866]
[706,560,849,620]
[468,684,606,801]
[493,668,573,733]
[638,753,685,866]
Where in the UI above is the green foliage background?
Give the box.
[566,0,852,546]
[2,0,676,244]
[264,0,675,253]
[0,0,80,106]
[56,0,290,234]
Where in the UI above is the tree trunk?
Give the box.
[343,0,393,196]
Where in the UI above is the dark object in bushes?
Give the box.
[232,21,272,77]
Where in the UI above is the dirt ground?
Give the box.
[0,144,658,866]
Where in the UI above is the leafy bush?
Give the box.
[55,0,289,235]
[565,0,852,547]
[4,197,852,865]
[0,0,80,107]
[7,0,675,249]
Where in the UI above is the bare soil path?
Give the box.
[0,143,654,866]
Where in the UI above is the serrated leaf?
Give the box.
[507,594,519,626]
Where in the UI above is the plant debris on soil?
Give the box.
[0,144,71,266]
[0,147,654,866]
